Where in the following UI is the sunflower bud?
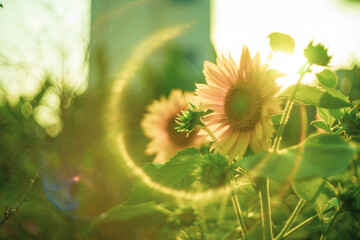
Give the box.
[335,106,360,142]
[175,102,213,137]
[168,207,197,227]
[198,153,230,188]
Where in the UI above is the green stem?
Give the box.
[0,173,39,226]
[259,178,273,240]
[283,207,335,239]
[283,214,317,239]
[259,63,310,240]
[217,190,230,224]
[272,62,311,152]
[320,210,341,240]
[203,125,217,142]
[202,123,247,238]
[198,202,208,240]
[353,157,360,187]
[274,199,305,240]
[155,205,175,216]
[230,174,248,239]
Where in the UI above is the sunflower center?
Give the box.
[224,81,262,131]
[166,116,196,147]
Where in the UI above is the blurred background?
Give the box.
[0,0,359,239]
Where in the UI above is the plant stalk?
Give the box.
[274,199,305,240]
[272,62,311,152]
[283,206,336,239]
[320,210,341,240]
[259,178,273,240]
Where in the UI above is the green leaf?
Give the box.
[293,178,336,213]
[271,113,283,125]
[126,148,202,204]
[98,202,163,222]
[237,133,356,182]
[316,107,346,128]
[304,41,331,66]
[311,120,330,131]
[316,69,338,88]
[268,32,295,54]
[279,84,351,108]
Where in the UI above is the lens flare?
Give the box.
[104,24,235,202]
[41,157,100,220]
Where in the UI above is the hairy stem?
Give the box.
[275,199,305,240]
[283,206,336,239]
[320,210,341,240]
[258,178,273,240]
[217,190,230,224]
[353,156,360,187]
[202,125,217,142]
[231,187,248,239]
[272,62,311,152]
[198,203,208,240]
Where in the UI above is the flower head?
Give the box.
[195,46,281,161]
[141,90,204,163]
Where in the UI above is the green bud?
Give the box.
[336,106,360,142]
[168,207,197,227]
[175,102,213,137]
[198,153,230,188]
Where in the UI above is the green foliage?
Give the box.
[339,184,360,216]
[311,120,330,131]
[279,84,351,108]
[316,69,338,88]
[126,148,202,204]
[236,133,357,182]
[268,32,295,54]
[271,113,283,125]
[293,178,336,213]
[304,41,332,66]
[311,107,346,132]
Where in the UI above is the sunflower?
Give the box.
[195,46,281,161]
[141,89,204,163]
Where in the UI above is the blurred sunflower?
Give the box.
[141,90,204,163]
[195,46,281,161]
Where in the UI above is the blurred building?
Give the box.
[89,0,214,89]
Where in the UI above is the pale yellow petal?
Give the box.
[228,131,250,160]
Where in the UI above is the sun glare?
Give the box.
[212,0,360,86]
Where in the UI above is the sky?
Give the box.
[0,0,90,100]
[0,0,360,98]
[212,0,360,85]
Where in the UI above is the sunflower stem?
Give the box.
[230,179,248,239]
[272,62,311,152]
[283,206,336,239]
[198,202,208,240]
[258,178,273,240]
[217,189,230,224]
[202,125,217,142]
[320,209,342,240]
[274,199,305,240]
[352,156,360,187]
